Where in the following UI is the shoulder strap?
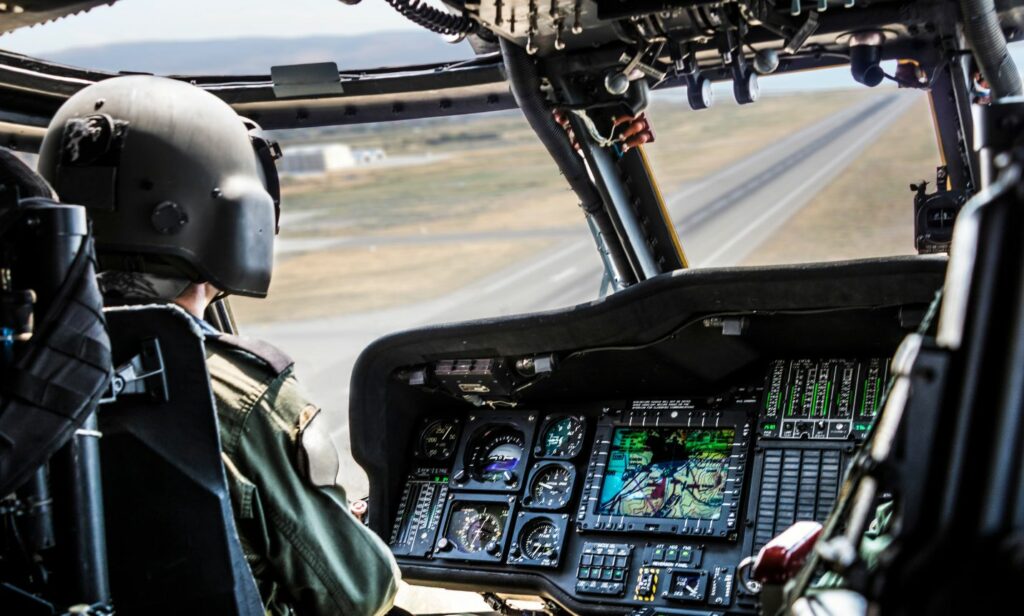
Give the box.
[207,334,294,376]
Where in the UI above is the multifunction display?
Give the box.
[597,427,735,521]
[577,401,752,537]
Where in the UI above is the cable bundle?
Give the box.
[384,0,475,36]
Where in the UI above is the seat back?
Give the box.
[100,304,263,616]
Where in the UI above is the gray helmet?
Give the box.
[37,75,282,297]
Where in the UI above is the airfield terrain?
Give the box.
[232,89,934,612]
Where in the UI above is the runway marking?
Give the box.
[550,266,579,282]
[480,241,588,294]
[699,96,911,267]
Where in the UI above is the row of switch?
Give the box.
[577,565,626,583]
[651,545,695,564]
[581,553,628,568]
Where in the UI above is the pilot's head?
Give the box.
[37,75,282,315]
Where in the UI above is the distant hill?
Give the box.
[43,30,474,75]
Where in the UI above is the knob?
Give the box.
[503,471,518,486]
[437,538,453,552]
[604,71,630,96]
[453,470,467,483]
[486,542,501,556]
[511,546,522,558]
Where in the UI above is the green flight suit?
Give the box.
[205,336,400,616]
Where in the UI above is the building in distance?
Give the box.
[278,143,386,177]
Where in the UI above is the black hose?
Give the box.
[384,0,475,36]
[960,0,1023,99]
[499,38,637,285]
[500,38,602,210]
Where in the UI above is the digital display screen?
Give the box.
[597,427,734,520]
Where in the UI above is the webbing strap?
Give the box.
[1,369,92,417]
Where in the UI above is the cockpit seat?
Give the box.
[0,147,110,496]
[99,304,263,615]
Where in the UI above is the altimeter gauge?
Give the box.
[418,419,459,461]
[524,461,576,510]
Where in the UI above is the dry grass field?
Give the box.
[745,96,939,265]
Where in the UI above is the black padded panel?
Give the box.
[99,305,262,616]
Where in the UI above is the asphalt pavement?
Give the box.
[247,91,913,498]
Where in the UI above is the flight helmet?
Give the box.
[37,75,282,297]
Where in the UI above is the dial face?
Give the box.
[419,419,458,460]
[540,416,585,458]
[447,503,509,554]
[520,518,560,561]
[529,463,574,509]
[467,427,525,482]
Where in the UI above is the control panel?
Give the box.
[760,358,889,441]
[387,357,885,615]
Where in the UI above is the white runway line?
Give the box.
[550,266,579,282]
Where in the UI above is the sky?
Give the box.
[0,0,418,53]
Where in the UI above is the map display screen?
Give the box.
[597,427,735,520]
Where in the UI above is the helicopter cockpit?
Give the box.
[1,1,1024,616]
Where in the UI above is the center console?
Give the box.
[348,257,946,615]
[385,358,885,614]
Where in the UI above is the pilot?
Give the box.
[36,75,400,616]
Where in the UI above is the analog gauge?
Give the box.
[419,419,458,460]
[467,427,525,483]
[527,463,575,509]
[539,416,586,458]
[447,503,509,554]
[520,518,560,561]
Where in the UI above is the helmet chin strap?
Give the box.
[97,270,191,303]
[97,271,225,320]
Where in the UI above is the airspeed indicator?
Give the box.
[419,419,459,461]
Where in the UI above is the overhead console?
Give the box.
[349,257,945,615]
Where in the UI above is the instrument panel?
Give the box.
[388,357,889,615]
